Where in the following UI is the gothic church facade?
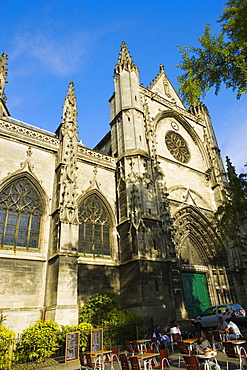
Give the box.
[0,43,241,333]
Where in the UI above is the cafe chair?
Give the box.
[85,354,102,370]
[212,330,224,351]
[170,333,181,353]
[152,349,170,370]
[80,352,86,367]
[177,341,190,367]
[223,342,247,370]
[151,341,159,353]
[183,355,200,370]
[132,341,143,354]
[204,331,213,344]
[120,354,131,370]
[130,356,145,370]
[126,341,135,356]
[110,354,121,370]
[188,333,195,339]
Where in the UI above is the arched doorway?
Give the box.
[173,206,231,318]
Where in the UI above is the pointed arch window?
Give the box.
[78,194,111,256]
[0,178,43,250]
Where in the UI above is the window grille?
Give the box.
[0,178,43,250]
[78,194,111,256]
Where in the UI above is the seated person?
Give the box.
[218,317,228,333]
[196,332,220,370]
[225,318,242,340]
[170,320,182,336]
[159,332,171,349]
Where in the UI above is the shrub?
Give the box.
[60,322,93,352]
[0,325,15,369]
[79,293,145,347]
[15,320,60,363]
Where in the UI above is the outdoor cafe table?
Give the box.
[228,340,246,369]
[229,340,246,354]
[135,352,160,370]
[136,339,151,353]
[88,349,112,370]
[183,338,198,354]
[196,351,218,370]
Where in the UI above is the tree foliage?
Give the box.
[177,0,247,105]
[215,157,247,243]
[79,293,119,326]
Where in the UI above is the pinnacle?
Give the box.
[114,41,139,74]
[62,81,78,125]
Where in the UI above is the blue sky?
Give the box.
[1,0,246,173]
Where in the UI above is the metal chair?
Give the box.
[132,341,143,354]
[152,349,170,370]
[223,342,247,370]
[170,333,181,353]
[120,355,131,370]
[212,330,224,351]
[85,354,102,370]
[126,341,135,356]
[177,341,189,367]
[130,356,142,370]
[183,355,200,370]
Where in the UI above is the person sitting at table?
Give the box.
[218,316,228,340]
[170,320,182,336]
[158,332,171,349]
[152,324,162,340]
[196,332,220,370]
[225,318,242,340]
[183,320,198,339]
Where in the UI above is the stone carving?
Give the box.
[57,82,79,224]
[0,52,8,102]
[165,131,190,163]
[0,120,59,145]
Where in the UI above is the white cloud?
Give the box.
[11,30,92,77]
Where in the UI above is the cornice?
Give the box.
[78,145,116,167]
[0,118,59,148]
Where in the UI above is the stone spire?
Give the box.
[62,81,77,130]
[226,156,237,183]
[0,52,8,102]
[114,41,139,74]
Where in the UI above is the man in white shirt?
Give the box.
[225,318,242,340]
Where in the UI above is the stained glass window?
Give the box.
[0,178,43,250]
[78,194,111,256]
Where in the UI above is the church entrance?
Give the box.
[181,272,211,319]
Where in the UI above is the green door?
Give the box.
[181,272,211,319]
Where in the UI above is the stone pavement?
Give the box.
[31,349,246,370]
[76,350,246,370]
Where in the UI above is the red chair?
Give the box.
[79,352,86,366]
[132,341,143,354]
[177,341,189,367]
[183,355,200,370]
[152,349,170,370]
[85,354,101,370]
[171,333,181,352]
[126,341,135,355]
[120,354,131,370]
[130,356,142,370]
[212,330,223,350]
[223,342,247,370]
